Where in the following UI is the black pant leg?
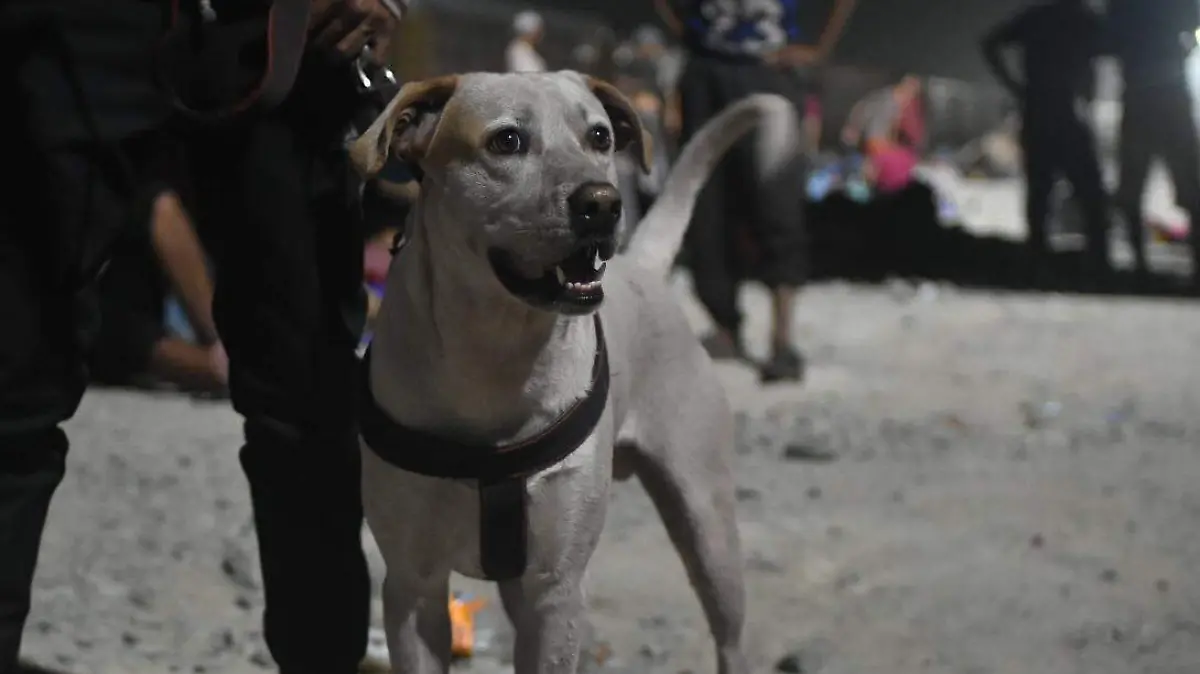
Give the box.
[0,111,148,674]
[1059,118,1111,269]
[724,63,809,289]
[0,428,68,672]
[189,65,370,674]
[1021,123,1057,258]
[1115,92,1155,270]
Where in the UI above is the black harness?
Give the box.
[358,315,610,580]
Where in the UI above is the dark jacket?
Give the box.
[1,0,177,147]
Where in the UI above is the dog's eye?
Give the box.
[487,128,526,155]
[587,125,612,152]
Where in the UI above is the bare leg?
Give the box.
[769,285,796,349]
[760,284,803,382]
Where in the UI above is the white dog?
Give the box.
[350,71,800,674]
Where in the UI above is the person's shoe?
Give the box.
[700,331,745,361]
[760,343,806,384]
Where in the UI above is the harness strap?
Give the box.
[359,314,610,580]
[359,314,608,481]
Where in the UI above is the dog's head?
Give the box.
[350,71,651,316]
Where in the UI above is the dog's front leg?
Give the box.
[499,574,589,674]
[382,572,452,674]
[498,467,608,674]
[382,571,453,674]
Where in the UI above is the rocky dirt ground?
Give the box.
[19,276,1200,674]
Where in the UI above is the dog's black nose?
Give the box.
[567,182,622,238]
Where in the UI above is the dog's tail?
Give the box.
[625,93,801,275]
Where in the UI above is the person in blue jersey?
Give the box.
[655,0,856,383]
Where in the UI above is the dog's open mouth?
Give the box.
[489,239,616,311]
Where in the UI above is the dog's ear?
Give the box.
[350,75,460,177]
[586,77,653,174]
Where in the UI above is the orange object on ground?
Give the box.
[449,593,488,659]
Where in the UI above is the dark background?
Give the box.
[515,0,1032,82]
[399,0,1024,147]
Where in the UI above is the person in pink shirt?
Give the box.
[842,74,925,194]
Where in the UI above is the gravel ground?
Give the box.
[20,276,1200,674]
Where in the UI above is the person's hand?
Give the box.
[769,44,822,68]
[310,0,403,62]
[208,342,229,387]
[787,45,823,66]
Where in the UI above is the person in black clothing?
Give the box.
[1106,0,1200,285]
[982,0,1112,284]
[0,1,399,672]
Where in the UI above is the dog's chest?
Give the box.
[362,427,614,581]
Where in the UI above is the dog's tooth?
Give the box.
[596,262,607,279]
[593,252,603,271]
[555,266,566,284]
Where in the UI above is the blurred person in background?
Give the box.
[800,71,824,157]
[613,26,675,244]
[361,157,419,338]
[0,1,400,672]
[573,42,600,73]
[92,186,228,395]
[982,0,1111,284]
[655,0,858,383]
[841,74,925,195]
[627,24,686,140]
[85,132,226,395]
[1106,0,1200,286]
[506,10,547,73]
